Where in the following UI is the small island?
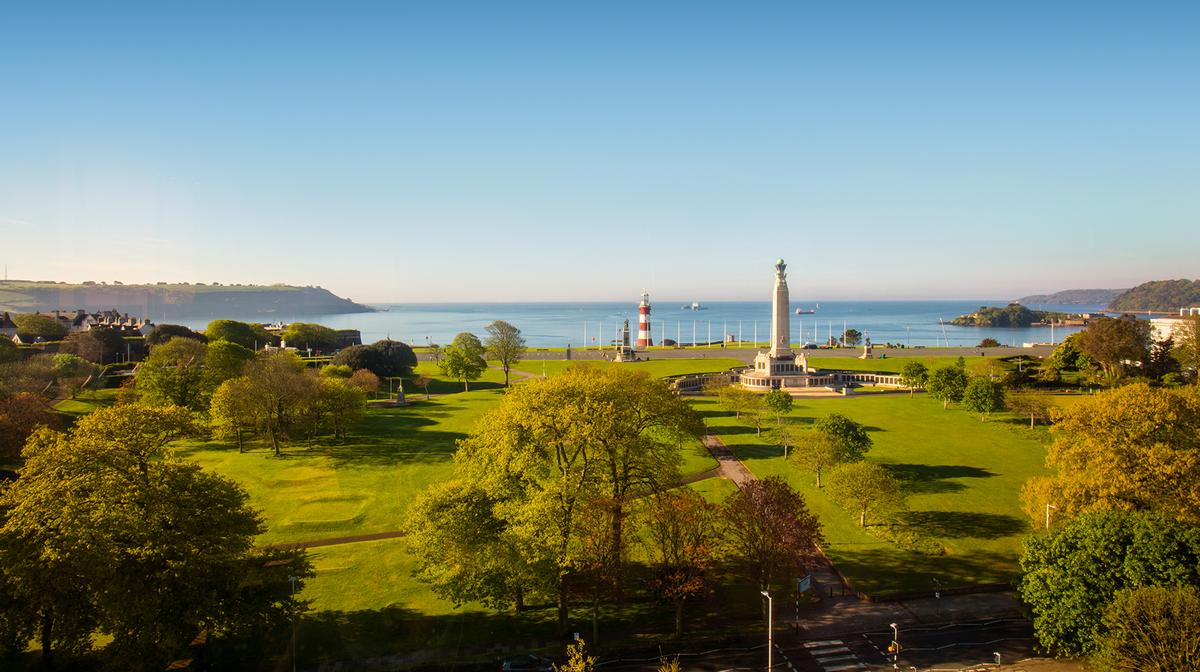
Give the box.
[951,303,1073,327]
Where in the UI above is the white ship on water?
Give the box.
[681,301,706,310]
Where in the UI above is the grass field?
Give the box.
[804,355,1007,375]
[697,393,1049,595]
[509,357,744,379]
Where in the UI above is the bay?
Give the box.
[171,300,1106,349]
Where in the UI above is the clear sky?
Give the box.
[1,2,1197,302]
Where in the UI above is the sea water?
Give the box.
[172,300,1106,349]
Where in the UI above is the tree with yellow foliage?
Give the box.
[1020,383,1200,528]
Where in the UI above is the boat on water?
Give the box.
[682,301,706,310]
[795,303,819,315]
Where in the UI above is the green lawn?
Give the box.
[175,358,726,615]
[696,393,1049,595]
[804,355,1006,375]
[509,357,744,379]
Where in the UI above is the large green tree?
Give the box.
[61,329,127,364]
[899,361,928,396]
[280,322,338,352]
[136,336,208,409]
[12,313,67,341]
[961,377,1005,421]
[440,332,488,391]
[1018,510,1200,657]
[484,320,527,387]
[331,339,417,379]
[205,320,276,350]
[825,462,905,527]
[0,404,309,669]
[1020,383,1200,527]
[927,364,969,409]
[426,366,700,635]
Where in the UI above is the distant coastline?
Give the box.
[0,280,374,319]
[1016,288,1125,305]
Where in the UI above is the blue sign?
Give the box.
[797,575,812,593]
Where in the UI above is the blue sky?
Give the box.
[1,2,1197,302]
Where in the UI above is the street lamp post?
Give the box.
[1045,503,1057,530]
[761,590,773,671]
[890,622,900,669]
[289,575,298,672]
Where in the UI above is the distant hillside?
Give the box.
[1017,288,1126,305]
[1108,279,1200,312]
[0,280,374,318]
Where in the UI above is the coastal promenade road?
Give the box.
[425,345,1054,364]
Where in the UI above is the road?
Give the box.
[592,619,1038,672]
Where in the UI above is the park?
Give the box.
[155,352,1062,664]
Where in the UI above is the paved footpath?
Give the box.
[699,433,1026,642]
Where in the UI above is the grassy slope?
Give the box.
[173,359,729,618]
[697,394,1048,594]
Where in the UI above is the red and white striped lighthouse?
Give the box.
[636,290,653,348]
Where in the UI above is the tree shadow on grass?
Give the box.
[175,411,468,468]
[881,463,996,495]
[900,511,1028,539]
[827,546,1019,594]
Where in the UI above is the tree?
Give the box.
[825,462,905,527]
[899,361,928,397]
[51,353,97,398]
[440,332,488,391]
[348,368,380,396]
[12,313,67,341]
[406,480,543,612]
[210,377,257,453]
[1078,316,1152,380]
[434,366,700,635]
[789,430,842,488]
[236,352,320,455]
[961,377,1005,421]
[280,322,338,352]
[555,639,597,672]
[713,382,762,422]
[0,404,309,669]
[331,339,417,378]
[0,393,57,459]
[642,490,721,637]
[1090,585,1200,671]
[721,477,822,589]
[61,329,126,364]
[312,377,366,441]
[842,329,862,346]
[1019,383,1200,526]
[761,388,793,425]
[1006,392,1053,429]
[136,336,208,408]
[145,324,207,347]
[0,355,59,398]
[412,374,432,399]
[1172,316,1199,381]
[0,337,19,364]
[205,320,259,350]
[768,420,804,459]
[1018,510,1200,657]
[1048,333,1085,370]
[484,320,527,387]
[927,364,968,409]
[202,338,256,395]
[814,413,873,459]
[978,337,1001,348]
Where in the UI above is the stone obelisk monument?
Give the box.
[770,258,791,357]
